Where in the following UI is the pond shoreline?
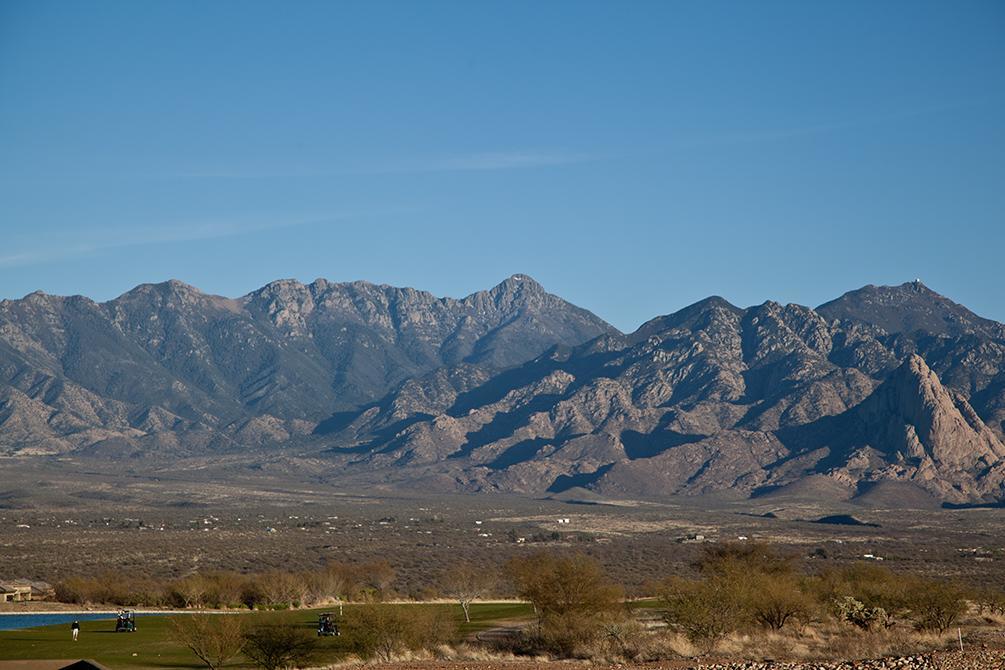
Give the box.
[0,610,239,631]
[0,610,161,616]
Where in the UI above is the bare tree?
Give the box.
[173,574,209,609]
[202,571,247,609]
[361,560,396,601]
[170,614,245,670]
[243,624,318,670]
[441,561,496,622]
[306,562,359,611]
[259,571,307,608]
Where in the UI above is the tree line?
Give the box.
[54,559,396,609]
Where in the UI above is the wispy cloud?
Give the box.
[139,150,594,180]
[0,214,367,269]
[1,149,595,183]
[384,150,593,173]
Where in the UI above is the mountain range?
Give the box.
[2,275,1003,504]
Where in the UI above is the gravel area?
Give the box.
[350,651,1005,670]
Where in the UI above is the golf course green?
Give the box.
[0,602,534,669]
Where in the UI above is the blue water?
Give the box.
[0,612,152,631]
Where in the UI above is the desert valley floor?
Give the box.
[2,457,1002,592]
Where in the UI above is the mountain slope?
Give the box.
[320,283,1005,503]
[1,278,1003,504]
[0,275,615,454]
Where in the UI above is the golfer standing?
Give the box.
[71,620,79,641]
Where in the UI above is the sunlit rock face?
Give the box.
[1,279,1004,504]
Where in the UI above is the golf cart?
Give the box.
[317,612,339,637]
[115,609,137,632]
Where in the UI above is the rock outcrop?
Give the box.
[1,278,1004,504]
[319,282,1005,503]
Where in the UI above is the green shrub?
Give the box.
[742,571,817,630]
[904,579,968,633]
[659,576,745,652]
[810,563,914,615]
[507,552,625,657]
[343,604,456,661]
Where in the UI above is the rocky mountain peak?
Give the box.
[475,274,546,308]
[243,279,318,332]
[860,353,1005,475]
[630,296,742,343]
[817,281,1001,338]
[115,278,203,303]
[163,278,199,291]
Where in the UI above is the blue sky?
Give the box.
[1,0,1003,332]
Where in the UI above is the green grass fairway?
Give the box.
[0,602,535,669]
[0,614,214,669]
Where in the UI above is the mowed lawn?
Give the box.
[0,602,535,669]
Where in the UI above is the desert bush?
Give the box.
[507,552,625,657]
[303,567,341,606]
[508,553,623,622]
[540,611,616,657]
[54,577,91,604]
[172,574,210,608]
[743,571,817,630]
[243,623,317,670]
[904,579,968,633]
[409,606,458,649]
[257,571,309,609]
[170,614,245,670]
[594,617,652,661]
[346,604,410,661]
[973,585,1005,616]
[53,574,169,607]
[811,563,913,615]
[659,575,745,653]
[816,569,967,633]
[336,561,376,600]
[202,571,249,608]
[344,604,456,661]
[360,559,396,601]
[698,541,796,577]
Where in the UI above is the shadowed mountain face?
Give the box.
[0,275,615,454]
[1,278,1004,504]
